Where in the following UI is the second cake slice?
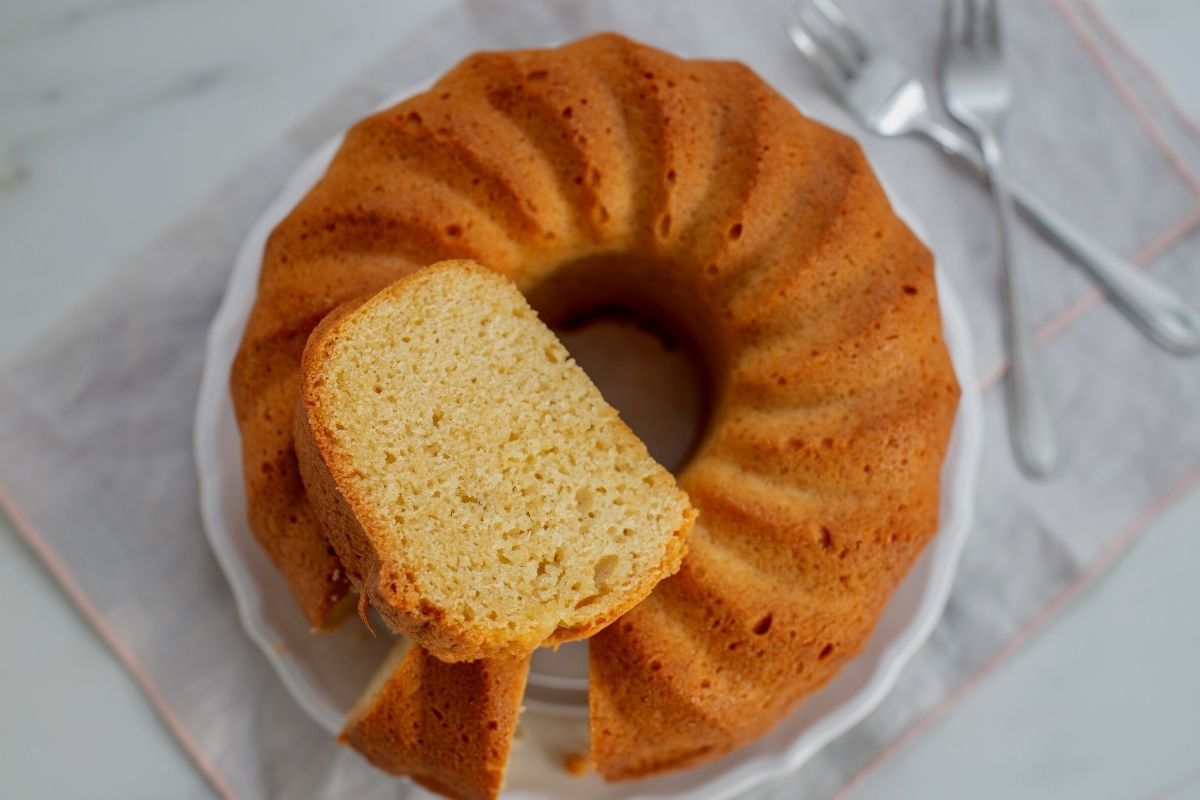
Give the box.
[295,260,695,662]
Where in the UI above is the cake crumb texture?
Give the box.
[298,261,694,661]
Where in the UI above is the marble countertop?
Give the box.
[1,1,1197,798]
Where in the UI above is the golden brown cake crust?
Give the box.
[341,647,530,800]
[230,286,366,630]
[232,31,960,783]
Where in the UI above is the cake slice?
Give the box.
[342,641,529,800]
[295,260,695,662]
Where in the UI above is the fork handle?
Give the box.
[977,131,1060,478]
[917,118,1200,355]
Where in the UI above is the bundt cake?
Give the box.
[295,261,694,662]
[342,641,529,800]
[231,31,958,786]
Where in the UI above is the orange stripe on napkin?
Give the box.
[832,464,1200,800]
[0,480,239,800]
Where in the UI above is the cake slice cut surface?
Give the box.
[296,260,695,662]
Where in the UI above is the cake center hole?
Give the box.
[556,309,705,474]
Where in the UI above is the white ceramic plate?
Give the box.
[195,81,983,800]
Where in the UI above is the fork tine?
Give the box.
[964,0,978,46]
[799,7,862,76]
[984,0,1002,49]
[941,0,958,52]
[808,0,869,64]
[786,14,849,92]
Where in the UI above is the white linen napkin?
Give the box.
[1,1,1197,798]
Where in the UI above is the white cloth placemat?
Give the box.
[1,1,1197,798]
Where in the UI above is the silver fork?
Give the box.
[940,0,1056,477]
[786,0,1200,358]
